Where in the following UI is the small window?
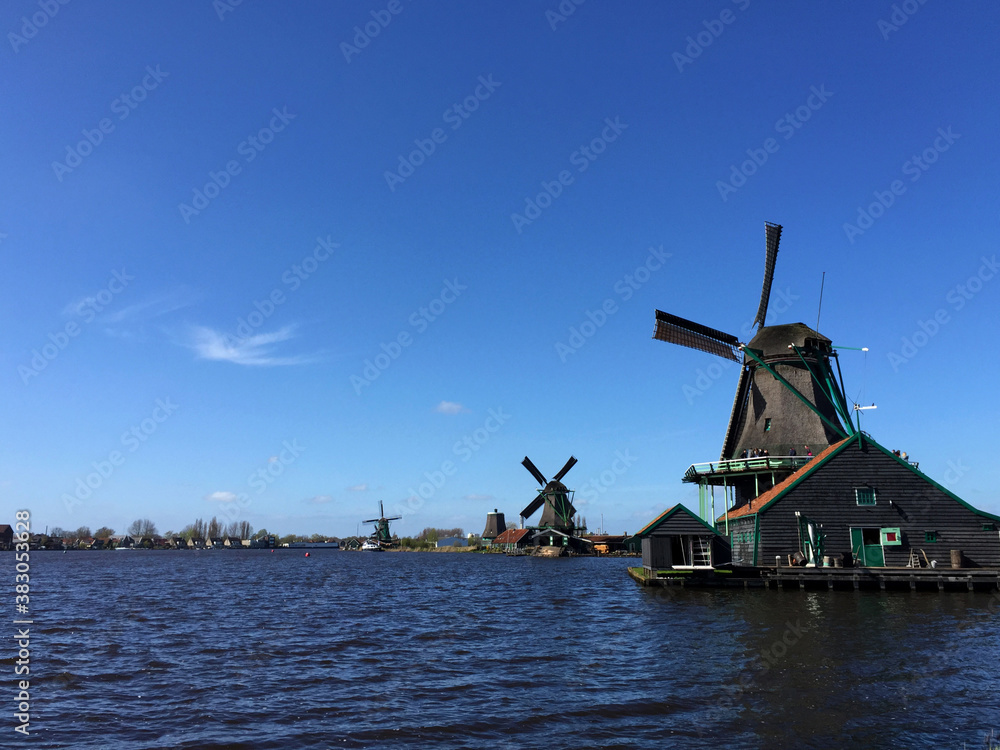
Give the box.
[764,418,772,432]
[855,488,877,506]
[925,531,937,543]
[982,523,997,532]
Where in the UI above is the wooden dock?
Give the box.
[628,566,1000,592]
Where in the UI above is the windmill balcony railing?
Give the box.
[683,455,814,482]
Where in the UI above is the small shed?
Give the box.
[587,535,627,555]
[636,504,731,571]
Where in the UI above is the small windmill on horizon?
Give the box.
[363,501,402,546]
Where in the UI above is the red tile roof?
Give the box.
[492,528,531,545]
[717,439,848,522]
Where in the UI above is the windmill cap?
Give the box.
[747,322,831,358]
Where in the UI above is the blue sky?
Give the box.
[3,0,999,538]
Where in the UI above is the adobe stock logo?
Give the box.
[340,0,406,63]
[843,127,960,244]
[510,117,627,233]
[8,0,72,53]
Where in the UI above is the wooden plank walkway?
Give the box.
[628,566,1000,592]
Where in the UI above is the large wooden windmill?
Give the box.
[652,222,857,514]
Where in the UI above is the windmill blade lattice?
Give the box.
[752,222,782,330]
[653,310,742,362]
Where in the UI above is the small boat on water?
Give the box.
[361,539,383,551]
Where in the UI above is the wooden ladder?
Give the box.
[692,538,712,567]
[907,548,930,568]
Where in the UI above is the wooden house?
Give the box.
[636,504,731,572]
[718,435,1000,568]
[492,527,531,551]
[0,524,14,550]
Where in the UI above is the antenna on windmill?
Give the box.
[853,402,877,436]
[816,271,826,331]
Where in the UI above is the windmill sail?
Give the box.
[521,494,546,519]
[521,456,547,486]
[653,310,741,362]
[552,456,577,482]
[752,222,782,330]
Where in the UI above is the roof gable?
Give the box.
[637,504,718,538]
[716,434,1000,524]
[864,436,1000,523]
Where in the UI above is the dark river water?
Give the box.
[10,550,1000,749]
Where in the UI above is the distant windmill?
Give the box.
[520,456,578,533]
[363,501,401,545]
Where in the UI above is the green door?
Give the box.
[850,527,885,567]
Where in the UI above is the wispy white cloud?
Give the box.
[305,494,333,505]
[187,324,315,366]
[206,491,238,503]
[64,286,198,340]
[346,483,368,492]
[105,287,199,324]
[435,400,468,415]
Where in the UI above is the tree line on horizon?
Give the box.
[39,516,443,546]
[37,520,481,547]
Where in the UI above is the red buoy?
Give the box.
[304,552,310,557]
